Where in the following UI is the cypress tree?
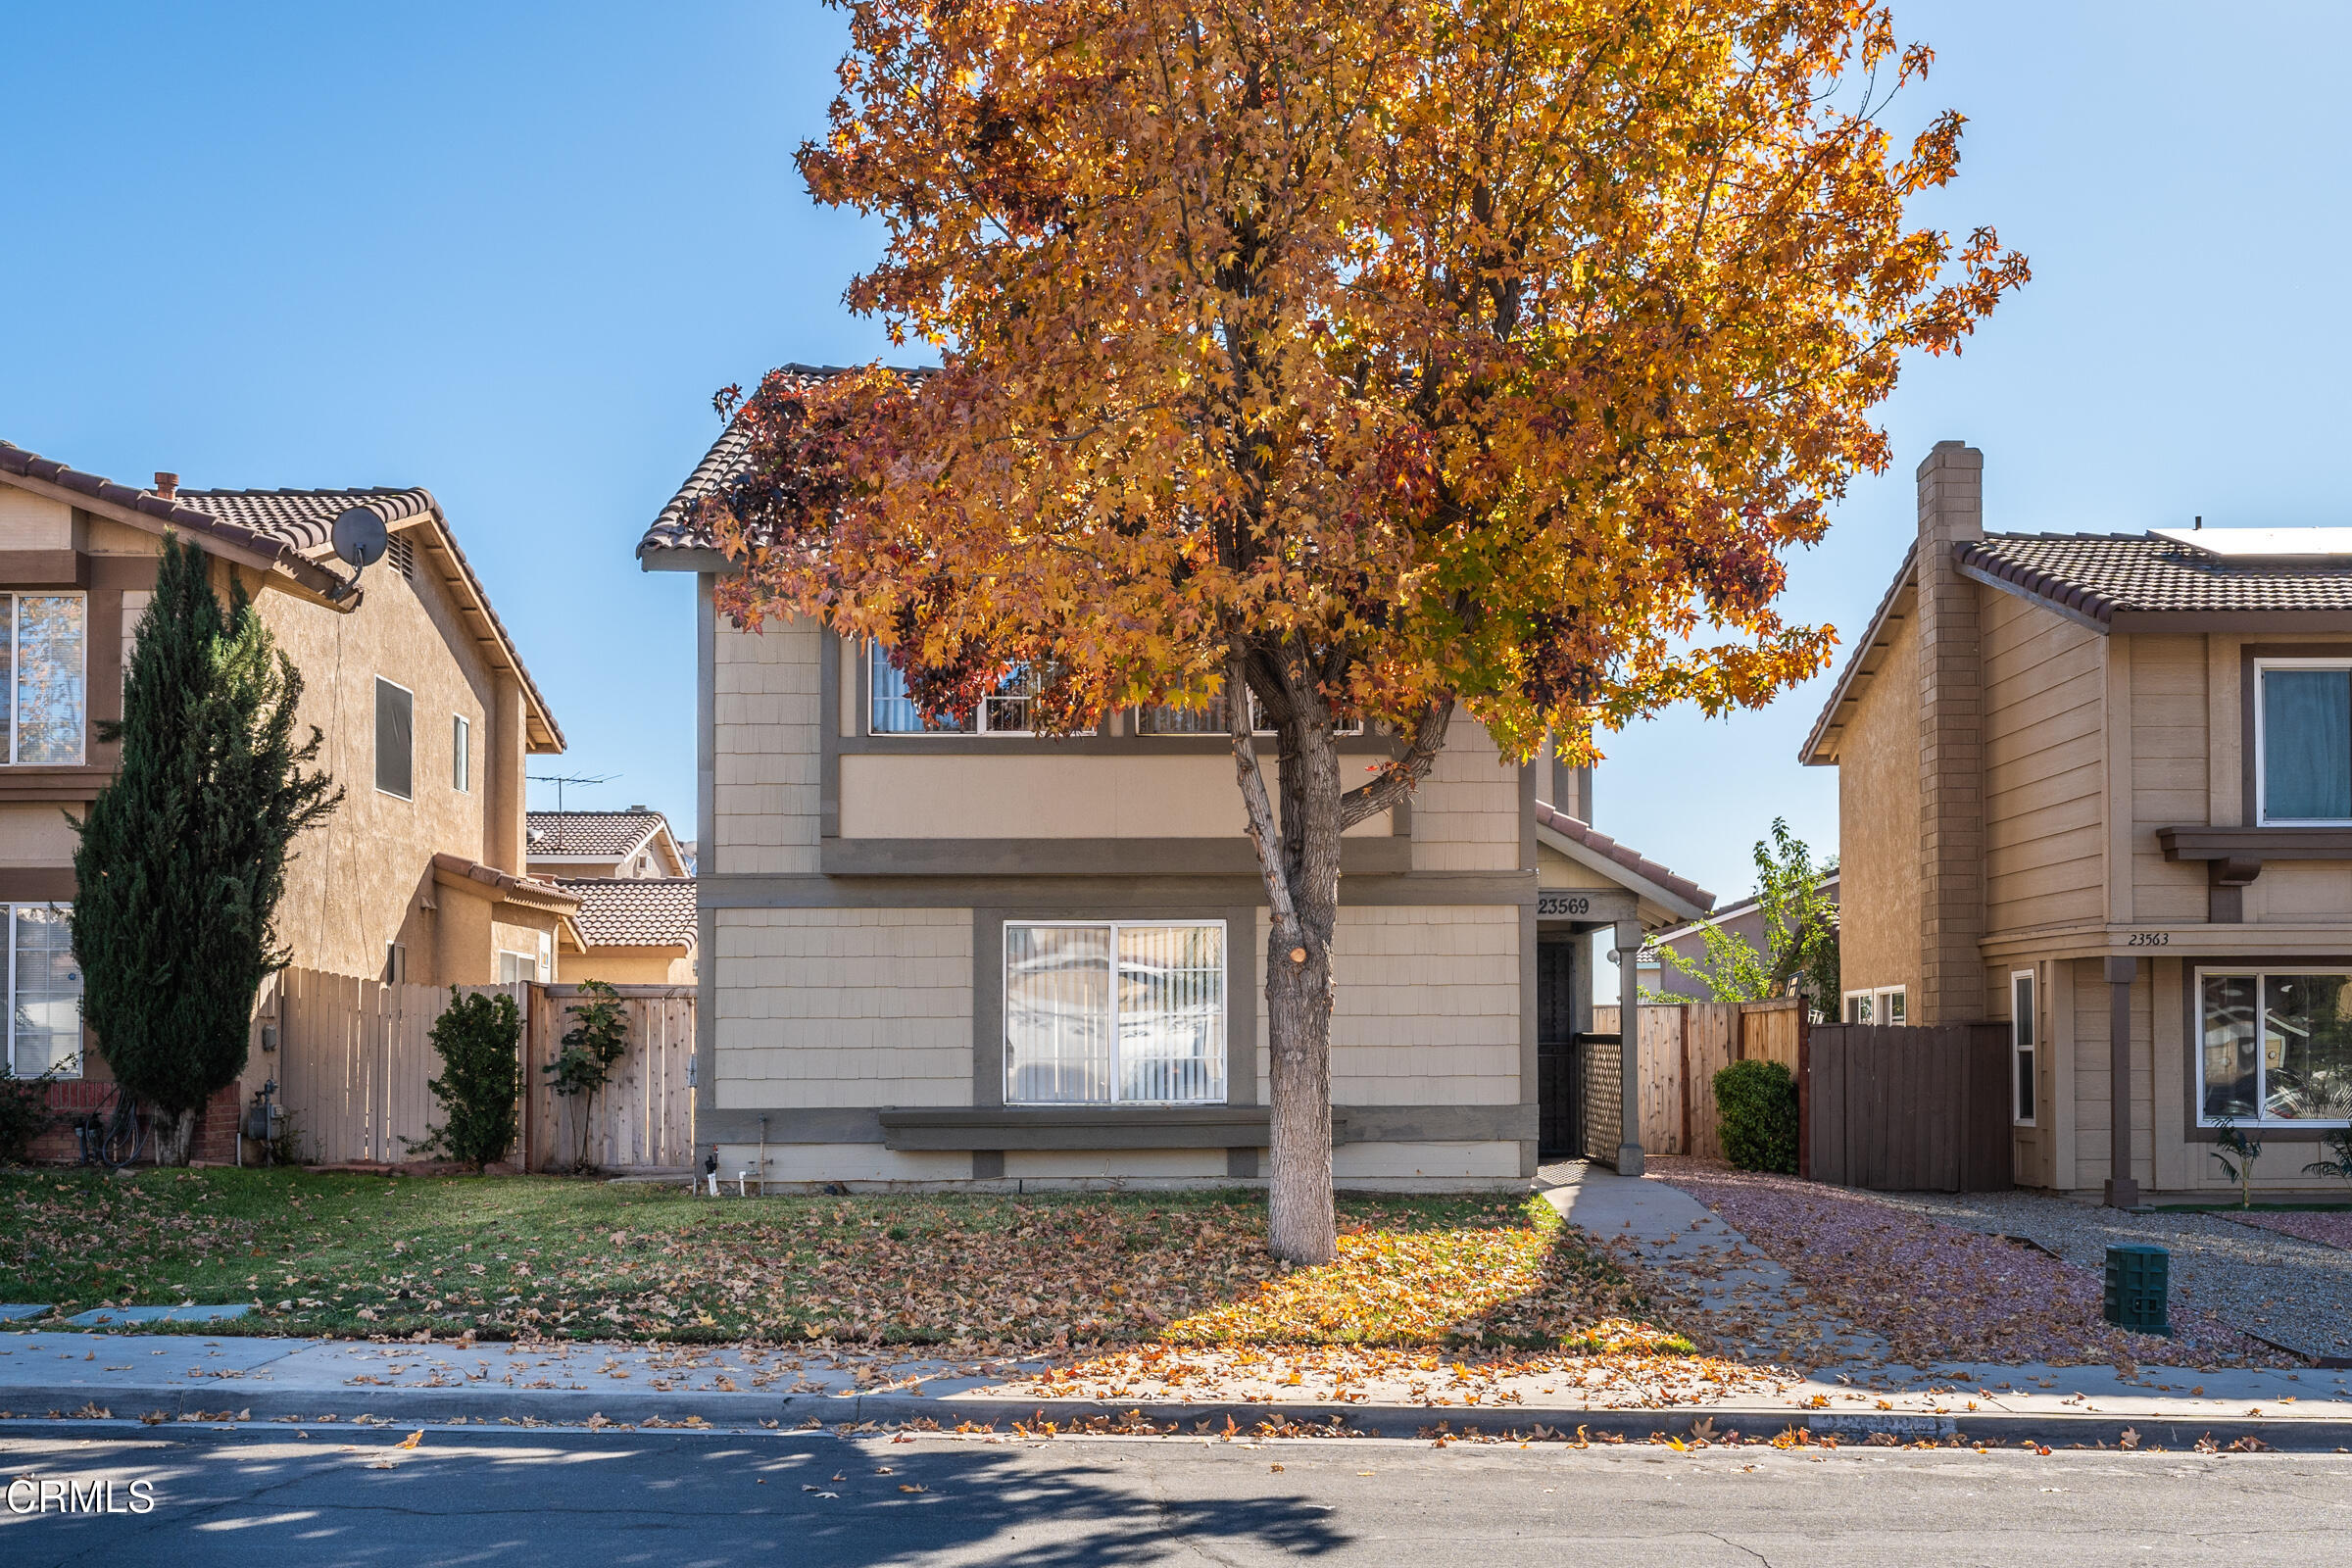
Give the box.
[70,534,342,1164]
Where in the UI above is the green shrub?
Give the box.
[0,1061,66,1165]
[1714,1059,1798,1174]
[411,989,522,1168]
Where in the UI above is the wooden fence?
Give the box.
[274,971,528,1164]
[1589,999,1805,1159]
[1804,1023,2011,1193]
[522,986,697,1173]
[271,970,695,1171]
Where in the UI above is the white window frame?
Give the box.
[1842,990,1873,1024]
[2193,965,2352,1128]
[1004,918,1227,1106]
[2252,658,2352,826]
[497,950,539,984]
[2010,969,2036,1126]
[3,591,88,766]
[865,642,1039,736]
[7,902,82,1080]
[373,675,415,801]
[1876,987,1907,1026]
[452,713,471,794]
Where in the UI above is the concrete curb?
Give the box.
[2,1383,2346,1452]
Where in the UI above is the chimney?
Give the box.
[1915,441,1986,1024]
[153,472,178,500]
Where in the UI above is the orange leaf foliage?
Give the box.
[705,0,2025,759]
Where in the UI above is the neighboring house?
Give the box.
[0,440,573,1118]
[527,808,697,984]
[526,807,691,880]
[1804,439,2352,1201]
[1638,872,1841,1004]
[637,392,1714,1189]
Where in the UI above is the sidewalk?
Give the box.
[7,1165,2348,1447]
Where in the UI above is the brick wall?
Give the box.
[21,1080,242,1165]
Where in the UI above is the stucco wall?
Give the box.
[1838,606,1922,999]
[252,529,505,983]
[564,945,694,986]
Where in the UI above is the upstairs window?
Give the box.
[2258,661,2352,823]
[2,593,85,765]
[1139,689,1363,737]
[867,643,1041,735]
[452,714,470,793]
[374,677,414,799]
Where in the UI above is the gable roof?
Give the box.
[526,808,673,862]
[0,439,563,752]
[1642,871,1840,954]
[557,877,697,950]
[1532,799,1714,923]
[638,364,932,569]
[1797,541,1918,766]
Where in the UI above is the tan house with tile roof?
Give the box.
[1806,440,2352,1202]
[0,437,575,1100]
[637,383,1715,1191]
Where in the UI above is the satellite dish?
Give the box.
[330,506,388,569]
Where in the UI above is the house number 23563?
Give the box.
[2127,931,2171,947]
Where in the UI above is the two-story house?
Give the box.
[0,439,573,1111]
[1806,440,2352,1202]
[638,398,1713,1190]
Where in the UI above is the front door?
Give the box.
[1537,937,1580,1159]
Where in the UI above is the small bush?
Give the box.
[413,989,522,1168]
[0,1062,65,1164]
[1714,1059,1798,1174]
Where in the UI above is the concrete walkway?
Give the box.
[1540,1161,1894,1367]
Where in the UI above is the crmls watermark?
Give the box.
[7,1477,158,1515]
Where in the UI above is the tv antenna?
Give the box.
[528,770,617,812]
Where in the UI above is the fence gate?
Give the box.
[1804,1023,2011,1193]
[274,971,527,1164]
[521,985,697,1172]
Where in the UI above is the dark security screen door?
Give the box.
[1537,938,1580,1159]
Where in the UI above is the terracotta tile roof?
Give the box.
[1958,531,2352,621]
[174,487,439,553]
[526,809,668,858]
[0,438,564,752]
[429,852,581,913]
[1532,800,1715,913]
[638,363,931,560]
[557,877,698,950]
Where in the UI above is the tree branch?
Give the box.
[1229,651,1300,934]
[1340,696,1453,830]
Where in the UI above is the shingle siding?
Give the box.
[712,616,823,874]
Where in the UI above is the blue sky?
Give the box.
[6,2,2349,902]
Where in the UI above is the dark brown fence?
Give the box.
[1803,1023,2011,1193]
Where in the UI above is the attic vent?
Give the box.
[386,533,416,579]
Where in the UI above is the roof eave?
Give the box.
[1798,542,1919,767]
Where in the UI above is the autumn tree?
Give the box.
[701,0,2025,1261]
[1650,818,1839,1014]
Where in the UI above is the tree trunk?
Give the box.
[159,1105,198,1167]
[1233,664,1348,1266]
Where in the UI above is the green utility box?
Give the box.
[2104,1244,2173,1337]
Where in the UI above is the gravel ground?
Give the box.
[1850,1185,2352,1360]
[1648,1159,2278,1369]
[2226,1209,2352,1250]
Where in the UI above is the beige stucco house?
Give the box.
[639,398,1714,1190]
[1806,440,2352,1202]
[0,438,574,1110]
[528,808,697,985]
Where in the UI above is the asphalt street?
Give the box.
[4,1422,2348,1567]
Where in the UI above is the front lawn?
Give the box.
[0,1168,1690,1356]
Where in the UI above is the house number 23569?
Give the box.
[1537,894,1591,917]
[2127,931,2171,947]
